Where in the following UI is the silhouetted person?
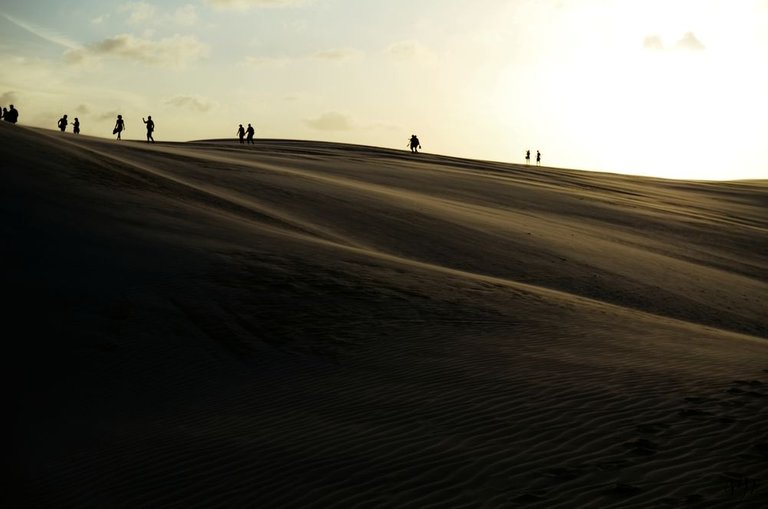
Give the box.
[57,114,68,132]
[236,124,245,144]
[113,114,125,140]
[536,150,541,166]
[6,104,18,124]
[408,134,421,153]
[245,123,254,144]
[73,117,80,134]
[143,116,155,143]
[525,150,530,165]
[1,107,6,121]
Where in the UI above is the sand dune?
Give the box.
[4,122,767,508]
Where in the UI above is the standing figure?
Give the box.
[236,124,245,144]
[113,115,125,140]
[525,150,530,165]
[73,117,80,134]
[142,115,155,143]
[245,123,255,144]
[0,106,3,120]
[408,134,421,153]
[6,105,19,124]
[57,114,68,132]
[536,150,541,166]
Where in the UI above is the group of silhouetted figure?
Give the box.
[1,104,19,124]
[111,114,154,143]
[236,123,256,144]
[525,149,541,166]
[5,104,548,166]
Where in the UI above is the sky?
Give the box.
[1,0,767,180]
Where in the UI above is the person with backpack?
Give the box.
[245,123,255,144]
[57,114,68,132]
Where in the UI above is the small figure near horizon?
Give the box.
[408,134,421,153]
[6,104,19,124]
[143,115,155,143]
[113,114,125,140]
[73,117,80,134]
[245,123,255,144]
[525,150,530,165]
[1,107,7,121]
[236,124,245,144]
[57,114,68,132]
[536,150,541,166]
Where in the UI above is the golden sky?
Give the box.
[1,0,767,180]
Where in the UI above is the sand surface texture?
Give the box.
[4,123,767,508]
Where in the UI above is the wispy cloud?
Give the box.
[304,112,354,131]
[311,48,363,61]
[0,12,80,49]
[206,0,314,9]
[676,32,705,51]
[121,2,158,25]
[643,32,705,52]
[384,40,434,60]
[0,91,19,105]
[65,34,209,68]
[164,94,215,112]
[91,14,111,25]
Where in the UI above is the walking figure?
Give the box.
[245,123,255,144]
[236,124,245,144]
[536,150,541,166]
[143,116,155,143]
[408,134,421,153]
[1,107,5,120]
[113,115,125,140]
[57,114,68,132]
[525,150,530,165]
[73,117,80,134]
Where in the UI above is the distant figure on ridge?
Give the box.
[2,107,7,121]
[408,134,421,153]
[142,115,155,143]
[113,114,125,140]
[245,123,255,144]
[57,114,68,132]
[73,117,80,134]
[525,150,530,165]
[6,104,19,124]
[236,124,245,144]
[536,150,541,166]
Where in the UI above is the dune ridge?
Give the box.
[4,122,767,508]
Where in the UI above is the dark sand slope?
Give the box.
[3,122,767,508]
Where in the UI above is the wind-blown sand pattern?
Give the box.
[4,122,767,508]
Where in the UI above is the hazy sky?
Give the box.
[1,0,767,180]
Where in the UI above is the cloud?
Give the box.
[164,94,214,112]
[97,111,121,121]
[121,2,158,25]
[173,5,199,27]
[0,91,19,105]
[643,35,664,51]
[304,112,354,131]
[64,34,209,68]
[206,0,312,8]
[241,55,291,67]
[385,40,433,60]
[0,12,79,49]
[676,32,705,51]
[91,14,110,25]
[643,32,705,52]
[311,48,363,61]
[75,104,90,114]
